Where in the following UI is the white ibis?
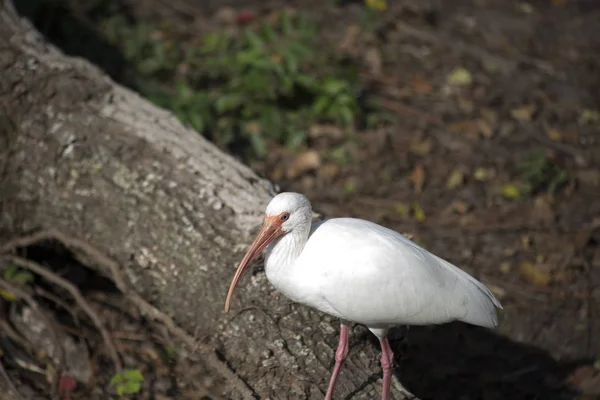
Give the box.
[225,192,502,400]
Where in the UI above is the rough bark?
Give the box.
[0,1,409,399]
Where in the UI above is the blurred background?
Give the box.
[6,0,600,398]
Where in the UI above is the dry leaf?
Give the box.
[531,195,555,223]
[446,169,465,190]
[409,164,426,194]
[410,138,433,156]
[364,47,382,76]
[545,127,563,141]
[449,200,469,214]
[412,203,426,222]
[501,183,521,199]
[410,75,433,93]
[338,24,361,56]
[499,262,511,274]
[519,261,552,286]
[510,104,536,121]
[477,119,494,138]
[474,167,495,181]
[447,67,472,86]
[396,202,410,218]
[579,109,600,125]
[286,151,321,179]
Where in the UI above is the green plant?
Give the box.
[101,11,377,159]
[110,369,144,396]
[519,149,568,195]
[0,264,34,301]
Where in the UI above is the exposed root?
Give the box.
[0,357,24,400]
[0,255,123,372]
[1,229,258,399]
[0,277,65,374]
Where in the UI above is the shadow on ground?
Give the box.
[375,323,585,400]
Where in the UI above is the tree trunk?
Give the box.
[0,1,410,399]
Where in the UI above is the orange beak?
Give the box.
[224,217,284,313]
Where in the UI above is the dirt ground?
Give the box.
[7,0,600,399]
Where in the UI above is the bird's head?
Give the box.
[224,192,312,312]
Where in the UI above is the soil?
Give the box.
[7,0,600,399]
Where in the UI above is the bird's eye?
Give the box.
[280,213,290,221]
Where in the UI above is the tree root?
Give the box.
[1,229,258,399]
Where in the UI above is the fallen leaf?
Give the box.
[320,164,340,180]
[531,195,555,223]
[579,109,600,125]
[567,365,600,396]
[214,7,237,26]
[481,108,497,125]
[364,47,382,76]
[409,164,426,194]
[511,105,535,121]
[410,75,433,93]
[308,124,345,140]
[501,183,521,199]
[338,24,361,56]
[449,200,470,214]
[448,120,480,139]
[365,0,388,11]
[510,104,536,121]
[236,11,256,24]
[519,261,552,286]
[447,67,472,86]
[58,375,77,399]
[477,119,494,138]
[552,0,567,6]
[286,151,321,179]
[395,202,410,218]
[409,138,433,156]
[499,262,511,274]
[446,169,465,190]
[343,181,357,193]
[412,203,426,222]
[545,126,563,141]
[474,167,495,181]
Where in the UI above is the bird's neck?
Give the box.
[265,223,311,275]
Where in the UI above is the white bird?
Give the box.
[225,192,502,400]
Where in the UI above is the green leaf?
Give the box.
[337,106,355,126]
[242,29,265,51]
[187,112,205,133]
[312,96,331,116]
[215,93,244,114]
[110,368,144,396]
[280,12,293,36]
[247,132,267,157]
[117,381,142,396]
[322,78,348,96]
[285,129,307,150]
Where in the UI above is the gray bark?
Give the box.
[0,1,410,399]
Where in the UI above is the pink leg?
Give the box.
[324,322,350,400]
[379,336,394,400]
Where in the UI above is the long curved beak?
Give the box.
[224,220,284,313]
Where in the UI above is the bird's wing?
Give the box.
[298,218,501,328]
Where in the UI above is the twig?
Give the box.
[1,229,258,399]
[35,286,80,327]
[0,278,65,369]
[0,255,122,372]
[0,319,31,355]
[0,358,24,400]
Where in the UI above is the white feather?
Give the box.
[264,194,501,332]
